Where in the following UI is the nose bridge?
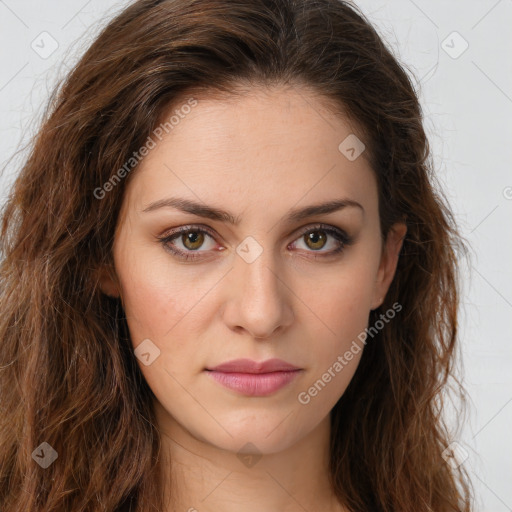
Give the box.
[240,245,279,295]
[237,235,282,303]
[224,235,293,338]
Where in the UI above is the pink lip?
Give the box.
[205,358,302,396]
[206,358,300,373]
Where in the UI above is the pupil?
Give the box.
[184,231,203,250]
[307,231,325,249]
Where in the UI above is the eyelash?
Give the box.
[157,223,354,261]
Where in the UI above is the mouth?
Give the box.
[204,369,303,396]
[204,358,303,397]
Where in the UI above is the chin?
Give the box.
[192,412,314,456]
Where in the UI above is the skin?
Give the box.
[99,84,406,512]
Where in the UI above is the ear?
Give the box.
[370,222,407,310]
[96,264,121,298]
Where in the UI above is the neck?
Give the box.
[154,401,347,512]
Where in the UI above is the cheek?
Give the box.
[305,283,368,372]
[116,256,204,395]
[305,258,378,335]
[114,241,203,340]
[117,265,179,342]
[297,252,378,383]
[114,245,220,384]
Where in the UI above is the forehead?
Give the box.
[122,85,377,218]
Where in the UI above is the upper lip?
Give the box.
[206,358,301,374]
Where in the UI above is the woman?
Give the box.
[0,0,474,510]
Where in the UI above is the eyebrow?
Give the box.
[142,197,364,224]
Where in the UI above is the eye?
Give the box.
[157,223,353,261]
[158,225,218,260]
[289,224,353,258]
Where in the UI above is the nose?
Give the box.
[221,245,294,340]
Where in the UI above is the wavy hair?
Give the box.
[0,0,473,510]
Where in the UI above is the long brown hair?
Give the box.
[0,0,474,510]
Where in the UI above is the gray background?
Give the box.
[0,1,511,510]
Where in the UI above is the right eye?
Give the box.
[157,225,219,261]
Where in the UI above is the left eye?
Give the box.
[291,226,349,253]
[158,224,352,261]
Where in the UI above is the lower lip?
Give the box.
[205,370,302,396]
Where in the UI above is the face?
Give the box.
[100,84,405,455]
